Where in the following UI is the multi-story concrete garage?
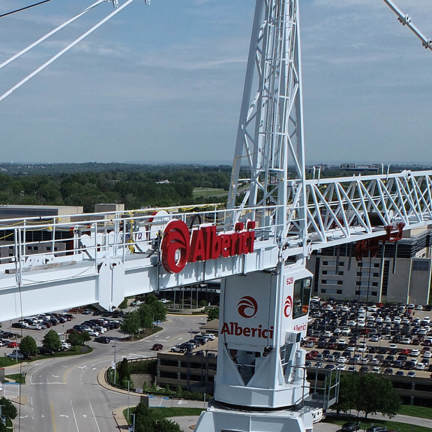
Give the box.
[308,227,432,305]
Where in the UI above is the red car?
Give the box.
[8,341,18,348]
[151,344,163,351]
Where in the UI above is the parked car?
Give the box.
[151,344,163,351]
[341,422,360,432]
[94,336,111,344]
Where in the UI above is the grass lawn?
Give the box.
[123,407,204,424]
[5,373,25,384]
[328,417,431,432]
[398,404,432,420]
[192,187,227,199]
[0,345,92,368]
[0,358,18,367]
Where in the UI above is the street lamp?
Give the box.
[112,344,117,385]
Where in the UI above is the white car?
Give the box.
[410,349,420,357]
[415,305,424,310]
[370,336,380,342]
[337,356,348,364]
[393,317,401,324]
[376,317,384,324]
[415,363,425,370]
[423,351,431,359]
[87,330,99,337]
[401,337,411,344]
[407,304,415,309]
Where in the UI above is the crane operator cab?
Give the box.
[214,266,313,410]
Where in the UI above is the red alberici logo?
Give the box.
[284,296,293,318]
[161,220,256,274]
[237,296,258,318]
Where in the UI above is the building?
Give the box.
[307,227,432,305]
[156,350,217,393]
[0,204,83,223]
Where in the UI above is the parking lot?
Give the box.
[0,308,125,359]
[304,299,432,379]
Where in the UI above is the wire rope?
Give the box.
[0,0,134,103]
[0,0,106,71]
[0,0,52,19]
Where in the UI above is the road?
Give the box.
[5,314,205,432]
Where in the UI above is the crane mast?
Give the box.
[229,0,307,260]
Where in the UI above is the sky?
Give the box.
[0,0,432,165]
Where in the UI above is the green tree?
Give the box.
[356,374,400,419]
[67,330,90,346]
[0,397,17,420]
[121,311,141,337]
[138,304,154,329]
[0,422,6,432]
[43,330,61,352]
[19,335,38,358]
[118,298,128,309]
[335,373,360,414]
[206,307,219,321]
[151,301,166,323]
[117,358,130,383]
[155,419,181,432]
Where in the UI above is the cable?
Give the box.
[0,0,134,104]
[0,0,106,71]
[0,0,52,19]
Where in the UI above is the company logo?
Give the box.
[284,295,293,318]
[286,277,294,285]
[237,296,258,318]
[221,322,274,339]
[294,323,307,332]
[161,220,256,274]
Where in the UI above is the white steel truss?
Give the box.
[228,0,307,251]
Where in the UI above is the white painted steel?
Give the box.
[0,0,106,72]
[0,0,134,103]
[383,0,432,50]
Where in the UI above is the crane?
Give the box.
[383,0,432,51]
[1,1,432,431]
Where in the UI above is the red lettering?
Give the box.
[221,322,230,335]
[221,235,231,257]
[211,231,222,259]
[189,229,206,262]
[230,233,239,255]
[262,329,268,338]
[246,231,255,253]
[235,323,242,336]
[243,327,250,337]
[203,226,214,260]
[252,328,257,337]
[269,326,274,339]
[162,221,256,273]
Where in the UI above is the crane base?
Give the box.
[194,403,315,432]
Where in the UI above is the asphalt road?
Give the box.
[5,314,205,432]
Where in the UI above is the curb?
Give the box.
[112,405,131,431]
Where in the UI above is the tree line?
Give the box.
[0,165,231,211]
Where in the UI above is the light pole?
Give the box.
[127,380,130,422]
[112,344,117,385]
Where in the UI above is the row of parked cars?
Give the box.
[170,333,216,353]
[305,300,432,377]
[72,318,121,337]
[11,312,73,330]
